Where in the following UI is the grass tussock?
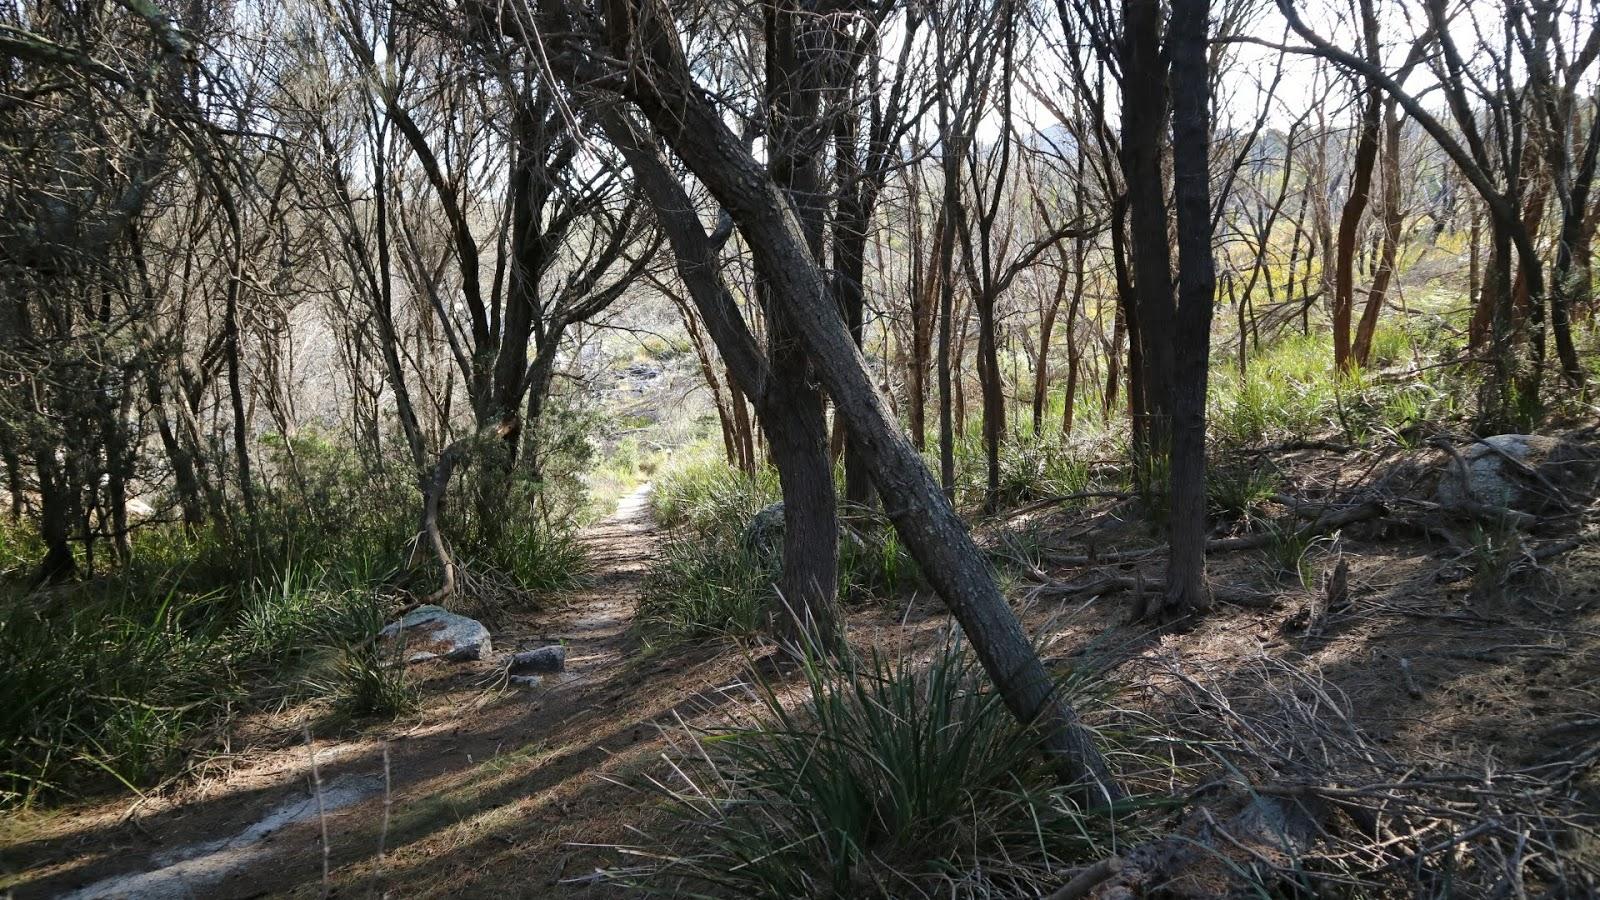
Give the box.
[621,632,1150,897]
[1209,325,1470,450]
[642,457,923,640]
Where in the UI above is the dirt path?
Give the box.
[7,484,705,899]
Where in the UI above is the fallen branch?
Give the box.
[1002,490,1134,519]
[1045,856,1121,900]
[1031,572,1278,608]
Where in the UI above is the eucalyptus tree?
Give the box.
[329,0,657,597]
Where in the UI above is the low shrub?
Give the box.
[625,633,1133,897]
[640,533,775,638]
[0,558,412,806]
[650,455,779,534]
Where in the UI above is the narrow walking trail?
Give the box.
[8,484,727,899]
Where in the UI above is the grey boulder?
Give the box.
[508,645,566,675]
[1435,434,1596,514]
[377,605,491,663]
[742,501,786,560]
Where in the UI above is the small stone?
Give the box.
[377,605,491,663]
[508,645,566,675]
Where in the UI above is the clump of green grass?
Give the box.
[643,457,923,638]
[641,534,775,637]
[624,633,1140,897]
[308,591,415,719]
[1207,464,1279,521]
[643,455,782,637]
[1210,326,1470,450]
[0,516,43,579]
[996,431,1092,506]
[472,516,588,597]
[838,512,920,602]
[0,558,413,806]
[650,455,780,534]
[0,583,230,804]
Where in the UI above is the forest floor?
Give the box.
[4,485,734,899]
[5,438,1600,898]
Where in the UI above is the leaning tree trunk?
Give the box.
[578,34,1119,796]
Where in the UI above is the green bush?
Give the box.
[838,512,920,602]
[0,558,409,806]
[644,457,923,638]
[629,634,1129,896]
[0,516,43,579]
[641,534,775,638]
[1209,327,1469,449]
[0,584,232,804]
[1207,464,1279,521]
[650,455,780,534]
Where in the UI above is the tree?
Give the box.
[529,0,1121,798]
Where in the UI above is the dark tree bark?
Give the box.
[559,0,1120,799]
[1119,0,1174,467]
[760,0,842,643]
[1332,19,1382,373]
[1155,0,1218,620]
[1352,101,1404,366]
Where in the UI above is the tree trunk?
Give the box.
[575,22,1120,798]
[33,445,75,582]
[1548,105,1599,388]
[1154,0,1218,621]
[1120,0,1174,470]
[1333,76,1382,372]
[1033,265,1066,436]
[728,370,756,473]
[1351,102,1404,366]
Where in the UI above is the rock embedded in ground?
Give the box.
[743,501,786,560]
[378,604,491,663]
[1435,434,1597,514]
[508,645,565,675]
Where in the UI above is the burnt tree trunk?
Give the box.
[1157,0,1218,620]
[1120,0,1174,470]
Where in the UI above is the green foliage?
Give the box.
[838,512,920,602]
[996,431,1092,506]
[0,516,43,579]
[650,455,780,534]
[945,427,1097,510]
[1210,326,1468,449]
[1263,520,1325,589]
[308,592,415,720]
[0,549,421,806]
[641,533,776,638]
[0,424,587,807]
[643,456,781,638]
[1207,464,1279,521]
[1210,333,1338,447]
[643,456,924,639]
[630,634,1131,897]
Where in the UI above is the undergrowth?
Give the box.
[1209,324,1469,449]
[621,631,1155,897]
[0,432,586,807]
[642,457,922,639]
